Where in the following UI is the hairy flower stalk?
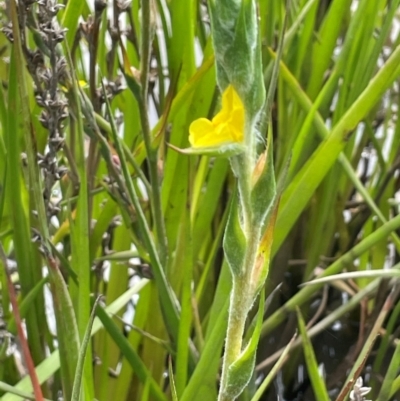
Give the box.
[188,1,277,400]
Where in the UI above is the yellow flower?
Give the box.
[60,80,88,93]
[189,85,245,148]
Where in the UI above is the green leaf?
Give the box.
[250,333,296,401]
[250,129,276,226]
[192,158,229,258]
[180,306,228,401]
[0,280,149,401]
[47,265,80,401]
[296,308,330,401]
[223,191,246,277]
[141,374,151,401]
[251,202,279,296]
[95,304,169,401]
[100,79,181,345]
[377,339,400,401]
[169,358,179,401]
[67,46,94,401]
[224,290,264,399]
[174,211,193,397]
[6,277,48,335]
[306,0,352,98]
[262,213,400,337]
[209,0,264,116]
[273,43,400,254]
[120,42,142,101]
[7,21,47,371]
[168,0,196,79]
[180,265,230,401]
[70,297,102,401]
[61,0,88,47]
[0,383,52,401]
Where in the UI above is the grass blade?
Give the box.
[95,304,169,401]
[250,333,296,401]
[274,44,400,253]
[296,308,330,401]
[71,296,102,401]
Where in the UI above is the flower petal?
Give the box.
[189,118,215,147]
[213,85,239,126]
[188,85,245,149]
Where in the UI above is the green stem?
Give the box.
[218,280,249,401]
[218,225,261,401]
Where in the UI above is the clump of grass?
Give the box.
[0,1,400,401]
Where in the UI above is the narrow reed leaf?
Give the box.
[169,357,179,401]
[95,305,168,401]
[262,213,400,337]
[0,245,44,401]
[376,338,400,401]
[181,297,230,401]
[375,291,400,401]
[192,158,230,257]
[0,281,149,401]
[257,277,385,373]
[337,290,396,401]
[0,84,7,217]
[0,383,52,401]
[274,43,400,253]
[7,3,47,370]
[100,79,181,343]
[302,269,400,286]
[95,250,140,262]
[120,42,142,101]
[6,277,48,334]
[262,0,289,130]
[296,308,330,401]
[70,296,102,401]
[175,212,193,397]
[66,44,94,401]
[373,298,400,377]
[250,333,296,401]
[273,52,400,252]
[61,0,87,47]
[47,259,80,401]
[141,374,151,401]
[306,0,351,98]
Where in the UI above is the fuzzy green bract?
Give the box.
[251,131,276,226]
[223,192,247,277]
[208,0,265,121]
